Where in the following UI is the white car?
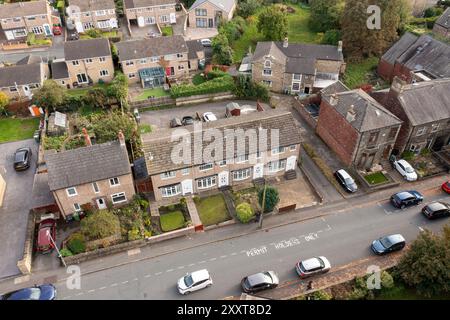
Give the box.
[295,256,331,278]
[200,38,212,47]
[393,159,417,181]
[177,269,213,295]
[203,112,217,122]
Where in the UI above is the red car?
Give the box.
[52,25,62,36]
[442,181,450,194]
[37,217,56,254]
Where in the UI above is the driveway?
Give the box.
[184,28,218,41]
[140,100,270,130]
[0,139,38,279]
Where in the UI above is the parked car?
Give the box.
[421,201,450,220]
[170,117,182,128]
[441,181,450,194]
[334,169,358,193]
[392,159,417,181]
[52,25,62,35]
[13,147,32,171]
[295,256,331,278]
[241,271,279,293]
[390,190,423,209]
[0,284,56,300]
[177,269,213,295]
[371,234,405,255]
[203,112,217,122]
[182,116,195,126]
[36,215,56,254]
[200,39,212,47]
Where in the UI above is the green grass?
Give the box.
[196,194,230,226]
[135,87,169,101]
[192,73,206,85]
[80,31,118,40]
[160,210,185,232]
[161,26,173,36]
[0,117,40,143]
[232,17,265,63]
[364,172,389,185]
[139,124,152,134]
[66,83,110,98]
[343,56,380,89]
[78,104,104,116]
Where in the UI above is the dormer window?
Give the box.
[264,60,271,68]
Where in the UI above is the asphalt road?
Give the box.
[55,189,449,300]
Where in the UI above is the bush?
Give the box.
[236,202,255,223]
[381,271,394,290]
[401,150,415,161]
[170,74,235,98]
[67,232,86,254]
[258,186,280,213]
[322,29,341,45]
[307,290,332,300]
[193,196,201,205]
[420,148,431,156]
[81,209,121,241]
[60,248,73,257]
[235,75,269,102]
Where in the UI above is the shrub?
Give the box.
[60,248,73,257]
[401,150,415,161]
[67,232,86,254]
[167,204,176,211]
[193,196,201,205]
[80,209,121,241]
[236,202,255,223]
[381,271,394,290]
[127,227,143,241]
[322,29,341,45]
[170,74,235,98]
[235,75,269,102]
[307,290,332,300]
[258,186,280,213]
[420,148,431,156]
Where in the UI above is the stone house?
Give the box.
[0,0,54,40]
[188,0,236,28]
[0,55,49,100]
[123,0,177,29]
[433,7,450,40]
[50,60,71,88]
[372,77,450,156]
[66,0,118,33]
[115,35,190,86]
[63,38,115,87]
[316,88,402,170]
[141,110,302,201]
[45,132,136,220]
[186,39,206,71]
[251,38,345,94]
[377,32,450,82]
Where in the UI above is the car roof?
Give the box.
[427,201,449,212]
[38,227,51,246]
[337,169,352,180]
[395,191,414,200]
[385,234,405,244]
[301,257,322,271]
[191,269,209,282]
[246,272,271,286]
[397,159,411,167]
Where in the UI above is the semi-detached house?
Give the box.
[67,0,118,33]
[124,0,177,29]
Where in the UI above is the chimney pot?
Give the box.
[391,76,407,95]
[329,93,338,106]
[118,130,125,147]
[346,104,356,122]
[82,128,92,146]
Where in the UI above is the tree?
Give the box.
[395,226,450,297]
[321,29,341,45]
[235,75,269,102]
[211,33,234,65]
[32,80,67,111]
[0,91,9,115]
[107,72,129,110]
[86,87,109,109]
[309,0,344,32]
[80,209,121,241]
[258,186,280,213]
[236,202,255,223]
[238,0,262,18]
[90,111,136,143]
[257,6,288,41]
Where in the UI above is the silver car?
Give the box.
[295,256,331,278]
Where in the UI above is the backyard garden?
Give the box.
[194,194,231,227]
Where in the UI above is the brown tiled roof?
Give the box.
[142,110,302,175]
[64,38,111,61]
[68,0,116,12]
[0,0,48,19]
[124,0,176,9]
[115,36,187,61]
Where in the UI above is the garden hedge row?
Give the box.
[170,75,235,98]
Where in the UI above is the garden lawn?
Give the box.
[160,210,185,232]
[139,124,152,134]
[80,31,118,40]
[0,117,40,143]
[135,87,169,101]
[343,57,379,89]
[161,26,173,36]
[364,172,388,185]
[66,83,110,98]
[196,194,230,226]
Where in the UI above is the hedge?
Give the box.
[170,75,235,98]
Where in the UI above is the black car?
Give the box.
[390,190,423,209]
[0,284,56,300]
[371,234,406,255]
[334,169,357,193]
[241,271,279,293]
[422,201,450,220]
[182,116,195,126]
[13,147,32,171]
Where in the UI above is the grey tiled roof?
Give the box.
[124,0,176,9]
[322,89,402,132]
[64,38,111,61]
[395,78,450,126]
[45,141,131,191]
[68,0,116,12]
[186,39,204,60]
[0,0,48,19]
[0,63,42,87]
[190,0,236,13]
[51,61,69,79]
[320,81,349,96]
[286,57,316,75]
[31,173,55,209]
[435,7,450,30]
[142,110,302,175]
[380,32,418,65]
[116,36,187,61]
[16,55,44,65]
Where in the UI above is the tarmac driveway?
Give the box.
[0,139,38,279]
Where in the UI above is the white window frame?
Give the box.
[218,160,227,167]
[289,145,296,151]
[125,61,134,66]
[85,58,93,64]
[99,70,109,77]
[66,187,78,197]
[140,58,147,64]
[160,15,169,23]
[109,177,120,187]
[199,163,213,171]
[150,56,159,62]
[292,73,302,81]
[74,203,82,212]
[111,192,127,204]
[235,154,249,163]
[31,26,43,34]
[144,16,156,25]
[264,60,271,68]
[92,182,100,193]
[196,175,217,189]
[262,80,272,87]
[160,171,176,180]
[161,184,181,197]
[99,57,106,62]
[268,159,287,172]
[263,69,272,76]
[431,123,440,132]
[72,60,80,66]
[182,168,190,175]
[232,168,251,181]
[97,20,111,29]
[416,127,426,136]
[76,73,88,83]
[96,10,106,16]
[271,146,286,155]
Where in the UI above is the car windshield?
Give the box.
[344,178,354,185]
[405,167,414,173]
[14,152,25,162]
[184,275,194,287]
[380,237,392,249]
[10,288,41,300]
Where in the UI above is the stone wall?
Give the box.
[0,173,5,207]
[17,212,36,275]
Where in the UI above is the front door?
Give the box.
[96,198,107,209]
[181,179,193,195]
[23,85,32,98]
[75,21,84,33]
[253,163,264,179]
[170,13,176,24]
[208,18,213,28]
[218,171,229,187]
[137,16,145,27]
[286,156,297,171]
[5,30,14,40]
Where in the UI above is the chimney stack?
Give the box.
[390,76,407,96]
[338,41,343,52]
[118,130,125,147]
[329,93,338,106]
[346,104,356,123]
[82,128,92,146]
[283,37,288,48]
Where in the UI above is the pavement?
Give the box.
[0,139,39,279]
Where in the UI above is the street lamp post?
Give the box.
[258,183,267,229]
[46,230,66,267]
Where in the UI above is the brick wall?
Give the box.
[377,58,394,81]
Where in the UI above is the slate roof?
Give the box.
[142,110,302,175]
[68,0,116,12]
[0,63,42,87]
[395,78,450,126]
[189,0,236,13]
[51,61,69,79]
[124,0,176,9]
[31,173,55,209]
[16,55,44,65]
[186,39,204,60]
[320,80,349,96]
[435,7,450,30]
[45,141,131,191]
[380,32,419,65]
[64,38,111,61]
[0,0,48,19]
[116,36,187,61]
[322,89,402,132]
